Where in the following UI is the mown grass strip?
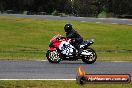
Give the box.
[0,16,132,60]
[0,80,131,88]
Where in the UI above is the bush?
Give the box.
[97,11,107,18]
[23,11,28,14]
[52,10,59,16]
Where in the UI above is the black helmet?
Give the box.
[64,24,72,32]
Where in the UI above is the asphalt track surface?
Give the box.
[0,14,132,25]
[0,60,131,79]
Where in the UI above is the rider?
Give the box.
[64,24,83,55]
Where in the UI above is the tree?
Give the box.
[73,0,97,16]
[0,0,132,17]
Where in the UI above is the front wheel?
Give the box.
[81,48,97,64]
[46,50,61,63]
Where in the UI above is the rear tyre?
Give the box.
[81,48,97,64]
[46,50,61,63]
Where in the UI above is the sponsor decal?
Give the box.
[76,66,131,84]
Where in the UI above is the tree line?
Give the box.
[0,0,132,17]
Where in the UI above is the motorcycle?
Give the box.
[46,34,97,64]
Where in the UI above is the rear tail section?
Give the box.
[80,39,94,49]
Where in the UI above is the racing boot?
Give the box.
[78,48,83,56]
[74,44,82,56]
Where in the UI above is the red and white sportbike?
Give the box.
[46,34,97,64]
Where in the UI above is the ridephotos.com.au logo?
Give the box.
[76,66,131,85]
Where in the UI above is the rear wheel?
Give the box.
[46,50,61,63]
[81,48,97,64]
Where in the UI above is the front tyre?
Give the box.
[46,50,61,63]
[81,48,97,64]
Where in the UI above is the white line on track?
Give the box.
[111,23,118,24]
[128,24,132,25]
[81,21,86,22]
[36,60,131,62]
[120,19,128,20]
[97,18,105,19]
[110,61,131,62]
[78,17,84,18]
[40,60,47,61]
[96,22,101,23]
[35,60,47,61]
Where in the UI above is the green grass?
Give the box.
[0,81,131,88]
[0,51,44,60]
[0,16,132,60]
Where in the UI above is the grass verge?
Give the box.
[0,16,132,60]
[0,81,131,88]
[0,51,132,61]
